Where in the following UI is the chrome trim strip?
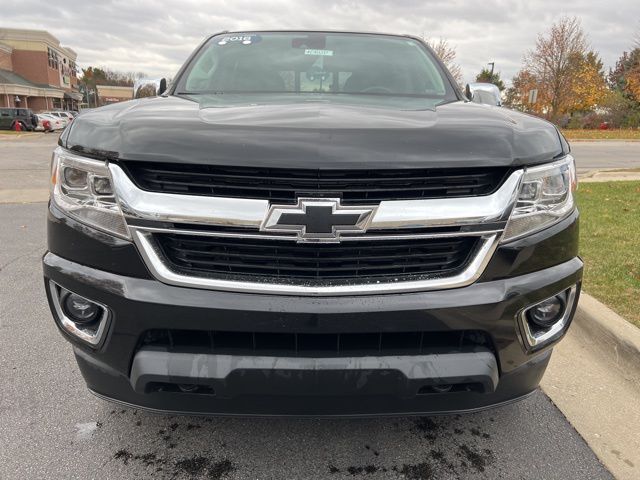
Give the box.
[110,164,523,230]
[517,285,578,350]
[110,164,269,228]
[131,230,500,296]
[132,225,503,241]
[371,170,523,229]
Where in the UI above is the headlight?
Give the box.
[50,147,130,239]
[502,155,577,242]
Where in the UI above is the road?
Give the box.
[570,141,640,174]
[0,134,624,479]
[0,203,611,479]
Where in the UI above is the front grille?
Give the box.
[121,162,510,204]
[140,329,493,358]
[155,234,479,284]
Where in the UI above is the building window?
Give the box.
[47,47,59,70]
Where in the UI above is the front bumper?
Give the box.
[43,245,582,416]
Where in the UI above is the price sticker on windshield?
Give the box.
[304,49,334,56]
[218,35,261,46]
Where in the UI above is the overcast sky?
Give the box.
[2,0,639,85]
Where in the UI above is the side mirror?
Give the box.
[133,78,168,99]
[158,78,167,96]
[465,82,502,106]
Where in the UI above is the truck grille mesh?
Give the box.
[140,329,493,358]
[121,162,509,204]
[154,234,479,284]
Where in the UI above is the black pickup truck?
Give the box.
[44,31,581,416]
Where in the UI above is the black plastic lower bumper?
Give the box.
[76,346,549,417]
[43,253,582,416]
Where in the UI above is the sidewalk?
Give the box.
[542,293,640,480]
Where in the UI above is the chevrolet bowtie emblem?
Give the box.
[260,198,376,243]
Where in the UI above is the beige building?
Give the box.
[0,28,83,111]
[95,85,133,106]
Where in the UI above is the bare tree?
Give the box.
[425,37,463,86]
[524,16,588,121]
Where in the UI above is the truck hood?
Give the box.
[62,95,568,169]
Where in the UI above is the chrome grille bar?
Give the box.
[131,230,500,296]
[111,164,523,231]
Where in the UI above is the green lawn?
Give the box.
[576,181,640,326]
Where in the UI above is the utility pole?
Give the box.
[488,62,495,77]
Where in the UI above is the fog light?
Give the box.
[518,285,579,351]
[48,281,110,347]
[62,292,101,324]
[527,295,565,327]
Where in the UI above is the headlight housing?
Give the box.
[502,155,577,242]
[50,147,130,239]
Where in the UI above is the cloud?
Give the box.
[2,0,639,84]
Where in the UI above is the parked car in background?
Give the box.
[34,114,53,132]
[42,111,71,127]
[0,107,37,130]
[37,113,65,131]
[59,111,76,122]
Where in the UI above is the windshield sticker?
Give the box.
[304,49,334,56]
[217,35,261,46]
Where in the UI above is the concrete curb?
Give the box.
[0,132,41,139]
[579,172,640,183]
[575,292,640,377]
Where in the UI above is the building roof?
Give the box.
[0,68,67,99]
[0,68,50,88]
[0,27,77,60]
[0,68,37,87]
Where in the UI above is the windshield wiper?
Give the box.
[175,91,225,95]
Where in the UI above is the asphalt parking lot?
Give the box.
[0,134,622,479]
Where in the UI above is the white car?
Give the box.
[42,111,71,127]
[36,113,65,131]
[33,114,52,132]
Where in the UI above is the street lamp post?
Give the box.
[488,62,495,77]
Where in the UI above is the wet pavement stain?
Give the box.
[396,463,434,479]
[329,465,387,476]
[113,449,133,465]
[364,444,380,456]
[66,394,611,480]
[456,444,495,473]
[174,456,209,476]
[113,449,235,479]
[412,417,440,441]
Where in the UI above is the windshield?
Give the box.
[175,32,457,108]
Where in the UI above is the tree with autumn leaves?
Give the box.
[504,17,608,124]
[606,48,640,127]
[425,37,463,87]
